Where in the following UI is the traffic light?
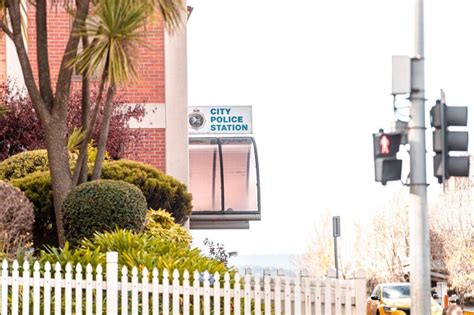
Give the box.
[430,100,470,183]
[373,130,403,185]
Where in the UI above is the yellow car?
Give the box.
[367,283,443,315]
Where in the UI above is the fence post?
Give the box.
[106,252,119,315]
[354,269,366,315]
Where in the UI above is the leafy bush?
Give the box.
[0,181,34,255]
[62,180,147,246]
[0,150,50,181]
[145,209,191,245]
[0,83,144,160]
[11,171,56,249]
[0,145,105,181]
[11,159,192,249]
[41,229,230,276]
[101,160,193,223]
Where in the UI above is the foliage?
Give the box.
[62,180,147,246]
[10,171,56,249]
[0,181,34,255]
[101,160,193,224]
[72,0,149,86]
[0,85,44,160]
[0,146,102,181]
[41,229,230,276]
[300,209,337,278]
[203,238,231,266]
[0,84,144,161]
[11,159,192,249]
[67,127,86,154]
[430,177,474,306]
[0,150,50,181]
[363,197,410,286]
[145,209,191,245]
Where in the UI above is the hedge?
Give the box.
[100,160,192,224]
[12,160,192,248]
[62,180,147,246]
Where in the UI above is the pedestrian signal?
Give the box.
[373,130,403,185]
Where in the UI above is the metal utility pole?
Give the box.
[409,0,431,313]
[332,216,341,279]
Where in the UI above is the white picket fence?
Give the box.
[0,252,367,314]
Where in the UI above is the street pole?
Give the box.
[409,0,431,313]
[334,236,338,279]
[332,216,340,279]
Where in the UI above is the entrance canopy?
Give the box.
[188,137,261,229]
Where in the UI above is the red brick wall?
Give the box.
[24,3,166,171]
[0,36,6,82]
[124,128,166,170]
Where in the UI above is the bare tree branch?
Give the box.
[53,0,90,116]
[91,84,115,180]
[0,20,13,39]
[6,0,48,123]
[78,34,91,184]
[36,0,54,109]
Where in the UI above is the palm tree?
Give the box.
[0,0,185,245]
[70,0,186,182]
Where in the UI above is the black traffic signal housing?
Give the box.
[430,100,470,183]
[373,130,403,185]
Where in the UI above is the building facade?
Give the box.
[0,2,189,186]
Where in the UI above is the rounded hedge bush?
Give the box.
[101,160,193,224]
[0,150,50,181]
[0,181,35,254]
[62,180,147,246]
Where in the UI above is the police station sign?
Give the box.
[188,106,253,134]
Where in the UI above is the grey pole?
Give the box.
[409,0,431,313]
[332,216,341,279]
[333,236,338,279]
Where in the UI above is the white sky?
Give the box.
[186,0,474,255]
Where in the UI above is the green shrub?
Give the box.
[0,146,104,182]
[0,150,50,181]
[145,209,191,245]
[101,160,193,224]
[12,160,192,249]
[0,181,35,255]
[41,229,230,276]
[10,171,56,249]
[62,180,147,246]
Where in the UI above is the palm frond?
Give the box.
[151,0,186,33]
[68,0,149,86]
[67,127,86,153]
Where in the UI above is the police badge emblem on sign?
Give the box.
[188,109,206,130]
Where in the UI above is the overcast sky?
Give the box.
[186,0,474,255]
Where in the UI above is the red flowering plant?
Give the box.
[0,83,145,161]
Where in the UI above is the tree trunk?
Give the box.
[44,120,73,247]
[92,85,115,180]
[72,61,109,185]
[79,66,90,184]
